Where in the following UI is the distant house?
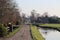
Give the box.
[37,17,49,23]
[36,17,42,23]
[42,17,49,23]
[25,18,30,24]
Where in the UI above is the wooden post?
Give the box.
[12,25,13,32]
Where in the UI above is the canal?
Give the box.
[38,27,60,40]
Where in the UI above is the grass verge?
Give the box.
[6,27,20,38]
[30,25,44,40]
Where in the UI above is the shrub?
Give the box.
[0,24,7,37]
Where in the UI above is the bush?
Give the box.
[0,24,7,37]
[48,18,60,23]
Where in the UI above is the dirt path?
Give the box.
[0,25,32,40]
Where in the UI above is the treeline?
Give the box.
[48,17,60,23]
[30,10,60,24]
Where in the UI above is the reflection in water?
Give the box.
[39,28,60,40]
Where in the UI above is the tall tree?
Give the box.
[0,0,20,24]
[30,10,36,23]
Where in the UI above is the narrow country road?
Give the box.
[0,25,32,40]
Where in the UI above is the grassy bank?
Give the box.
[40,24,60,27]
[39,24,60,30]
[6,27,20,37]
[30,25,44,40]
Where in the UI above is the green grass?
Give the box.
[6,27,20,37]
[39,23,60,30]
[40,24,60,27]
[30,25,44,40]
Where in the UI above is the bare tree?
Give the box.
[0,0,20,24]
[42,12,49,18]
[30,10,37,23]
[21,13,26,24]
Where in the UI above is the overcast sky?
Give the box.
[15,0,60,17]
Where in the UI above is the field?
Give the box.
[30,25,44,40]
[40,24,60,27]
[39,24,60,30]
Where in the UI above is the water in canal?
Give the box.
[39,28,60,40]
